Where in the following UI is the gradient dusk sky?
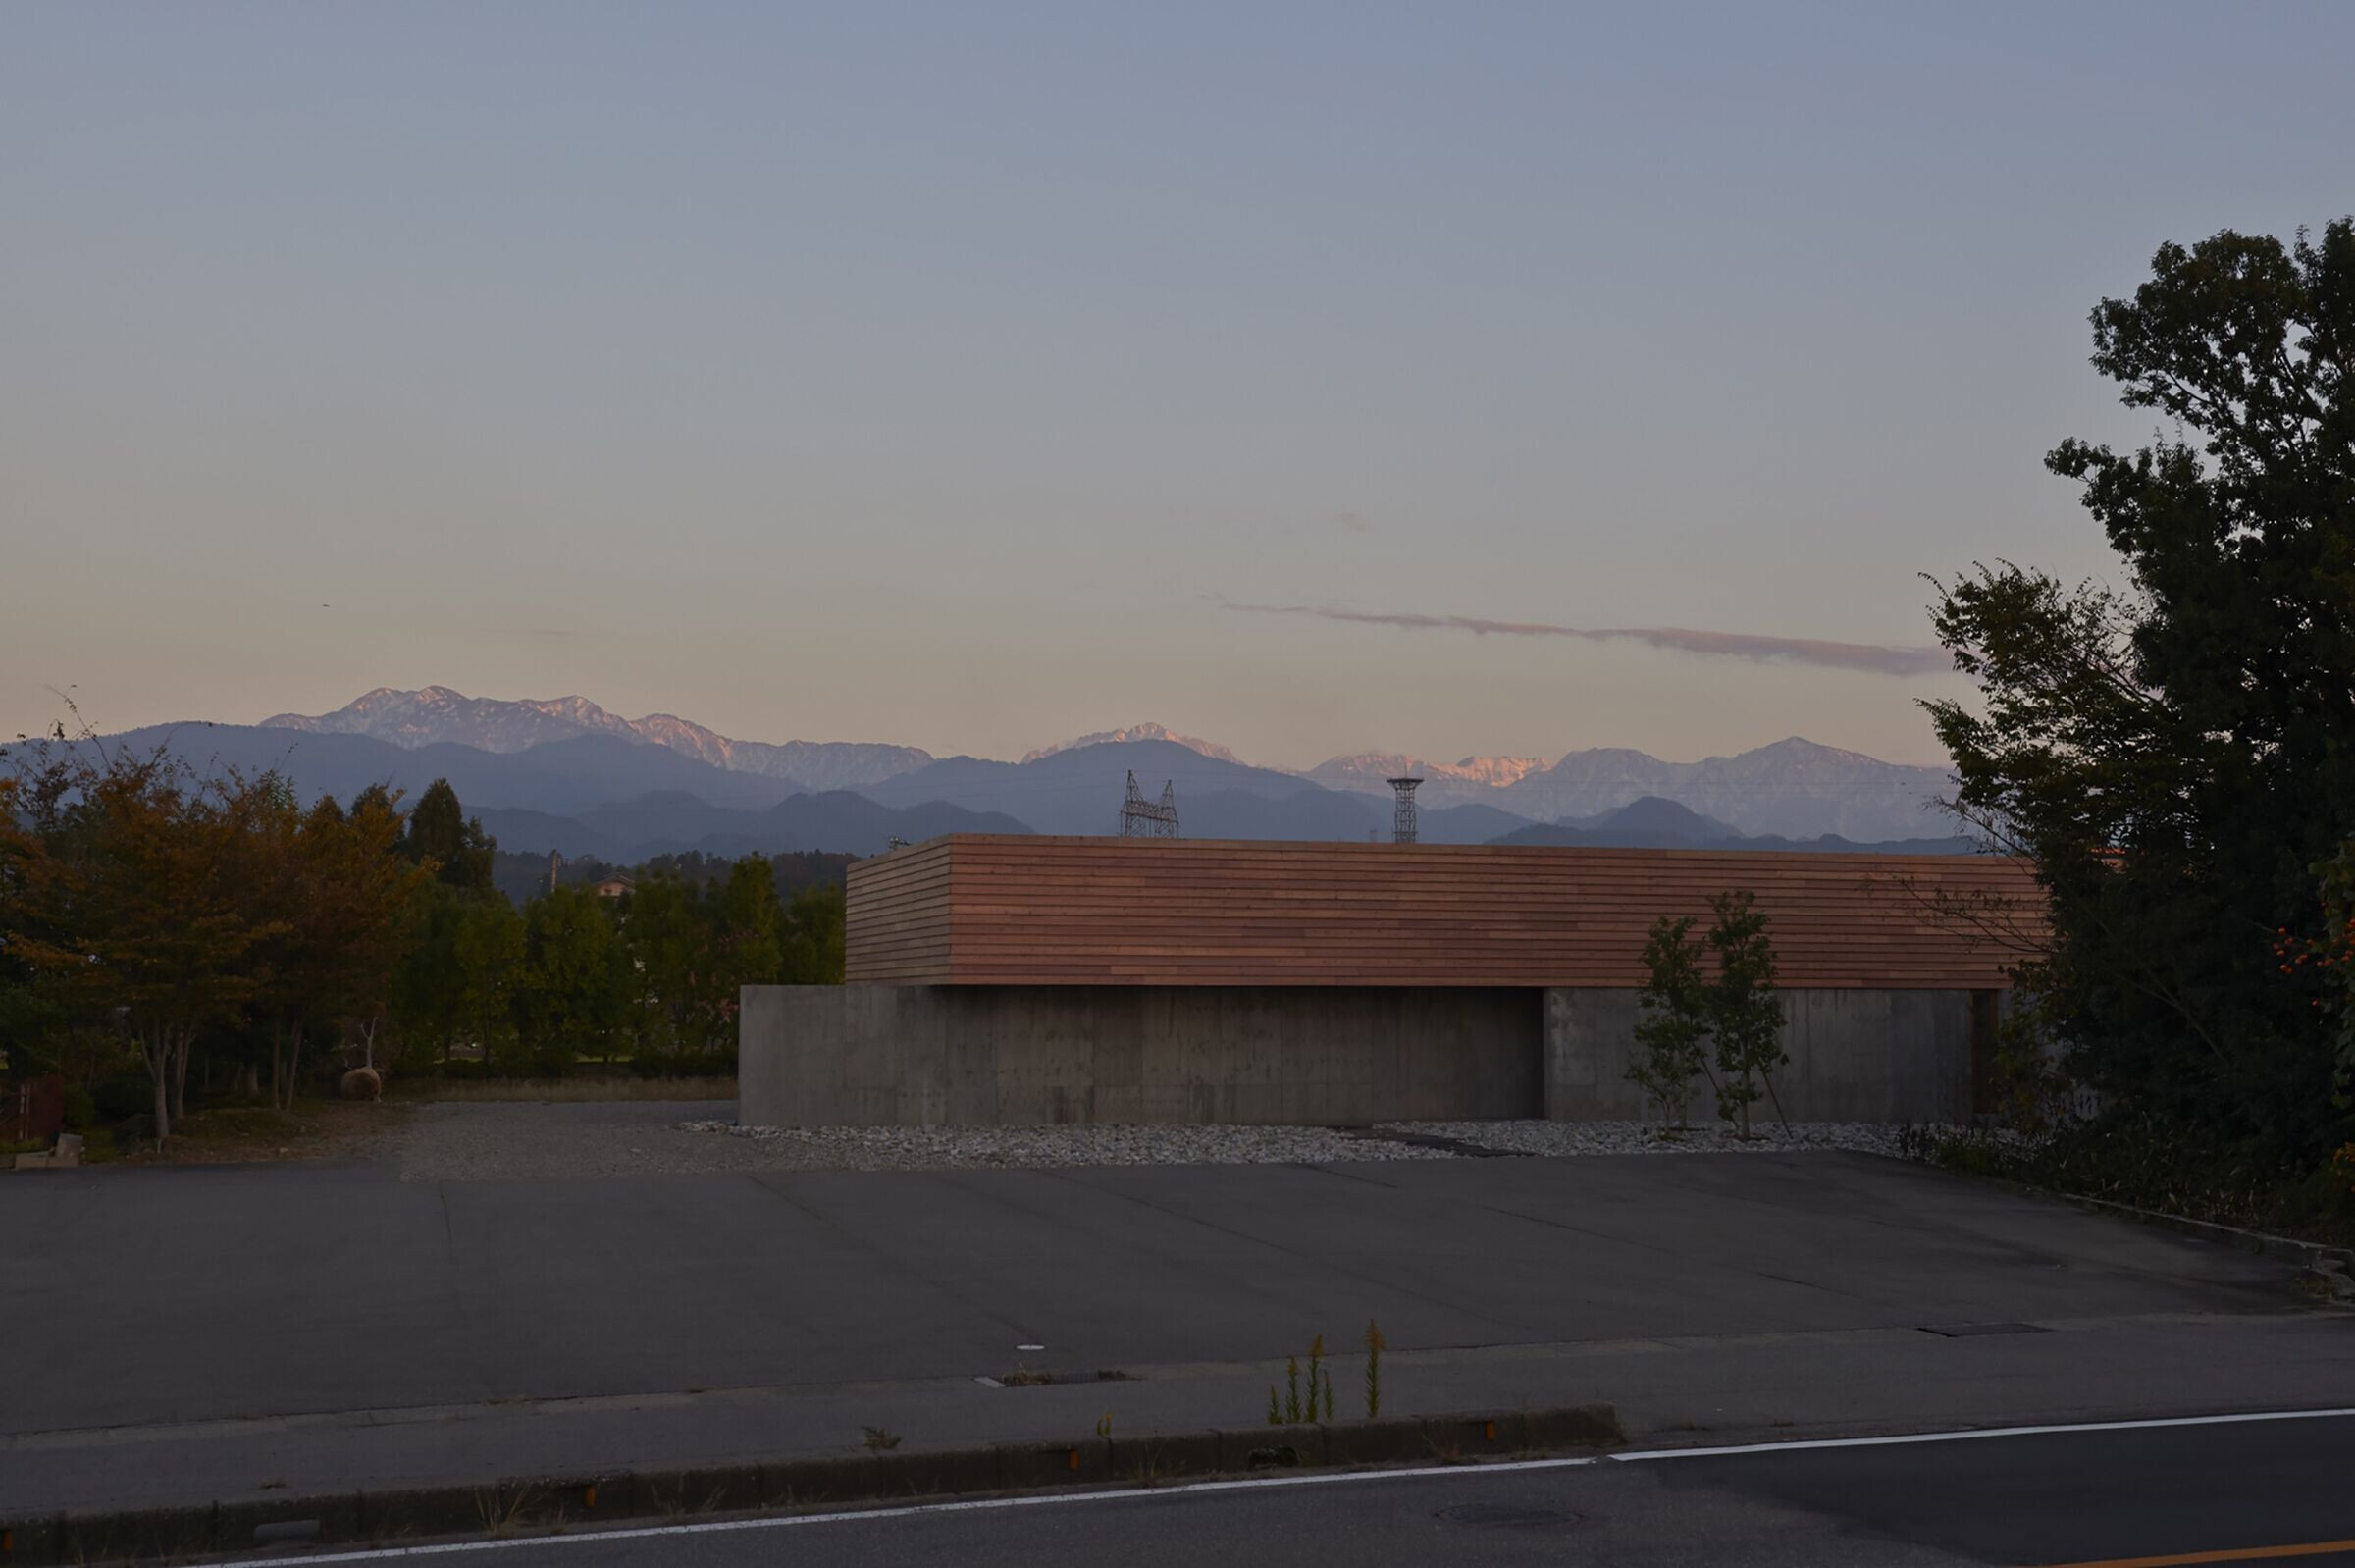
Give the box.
[5,3,2350,768]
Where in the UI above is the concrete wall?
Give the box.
[739,984,1544,1128]
[1544,987,1986,1124]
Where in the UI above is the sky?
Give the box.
[4,3,2350,770]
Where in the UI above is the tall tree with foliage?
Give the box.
[1704,891,1786,1137]
[1924,219,2355,1167]
[4,747,276,1142]
[514,885,628,1073]
[404,779,495,892]
[1628,915,1711,1130]
[780,881,846,985]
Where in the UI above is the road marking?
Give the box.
[202,1406,2355,1565]
[2037,1542,2355,1566]
[1605,1406,2355,1464]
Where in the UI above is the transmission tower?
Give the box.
[1120,770,1180,838]
[1387,776,1423,843]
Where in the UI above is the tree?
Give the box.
[780,881,845,985]
[4,746,274,1143]
[1924,219,2355,1165]
[394,882,524,1068]
[237,782,422,1107]
[404,779,495,892]
[715,856,786,994]
[514,886,627,1074]
[1705,891,1787,1138]
[1628,915,1710,1130]
[622,871,718,1058]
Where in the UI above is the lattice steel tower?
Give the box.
[1387,776,1423,843]
[1120,770,1180,838]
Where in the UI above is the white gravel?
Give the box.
[388,1099,1934,1180]
[675,1119,1457,1169]
[1382,1120,1929,1158]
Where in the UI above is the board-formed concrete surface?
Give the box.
[1544,986,1984,1123]
[741,984,1544,1127]
[7,1102,2345,1518]
[741,982,1989,1128]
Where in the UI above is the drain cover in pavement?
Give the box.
[1918,1322,2051,1337]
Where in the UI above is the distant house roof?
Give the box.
[592,873,636,898]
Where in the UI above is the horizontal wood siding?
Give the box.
[847,836,2042,989]
[844,838,953,984]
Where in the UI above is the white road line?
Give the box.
[207,1406,2355,1565]
[1607,1406,2355,1462]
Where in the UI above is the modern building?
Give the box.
[739,835,2041,1128]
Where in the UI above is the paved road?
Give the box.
[8,1104,2347,1518]
[217,1412,2355,1567]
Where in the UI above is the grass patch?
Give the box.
[1900,1122,2355,1250]
[114,1101,413,1165]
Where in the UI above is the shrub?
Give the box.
[92,1075,156,1120]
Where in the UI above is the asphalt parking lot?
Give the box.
[7,1102,2343,1519]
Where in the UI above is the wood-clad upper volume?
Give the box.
[846,836,2040,989]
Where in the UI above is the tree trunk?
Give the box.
[151,1060,170,1146]
[285,1032,301,1110]
[143,1027,172,1146]
[171,1036,190,1124]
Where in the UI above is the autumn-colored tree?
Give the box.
[5,746,276,1143]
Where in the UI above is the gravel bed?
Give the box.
[676,1119,1458,1170]
[1383,1120,1933,1158]
[387,1100,1936,1180]
[388,1100,1451,1179]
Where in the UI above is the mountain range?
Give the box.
[34,686,1972,862]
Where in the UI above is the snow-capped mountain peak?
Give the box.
[1020,723,1243,765]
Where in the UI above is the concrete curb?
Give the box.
[0,1404,1623,1565]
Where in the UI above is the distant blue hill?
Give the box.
[1489,796,1980,854]
[62,723,794,813]
[857,738,1544,842]
[479,791,1031,862]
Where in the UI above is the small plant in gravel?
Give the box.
[1096,1412,1114,1438]
[1306,1333,1326,1421]
[1266,1385,1282,1426]
[1364,1319,1385,1418]
[1283,1355,1302,1423]
[862,1426,901,1452]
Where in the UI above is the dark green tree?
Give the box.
[513,885,627,1073]
[1704,891,1786,1137]
[1924,219,2355,1165]
[1627,914,1710,1130]
[404,779,495,891]
[780,881,845,985]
